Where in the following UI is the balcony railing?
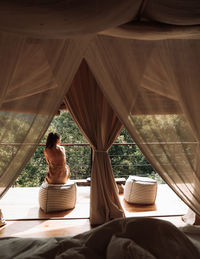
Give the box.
[13,143,164,187]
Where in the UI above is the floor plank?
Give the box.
[0,184,189,238]
[0,187,90,220]
[0,219,91,238]
[120,184,188,217]
[0,185,188,220]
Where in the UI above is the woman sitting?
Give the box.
[44,132,70,184]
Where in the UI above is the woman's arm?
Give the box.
[44,149,49,164]
[66,164,70,179]
[60,145,66,161]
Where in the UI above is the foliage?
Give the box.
[14,111,165,187]
[0,112,32,177]
[109,128,163,182]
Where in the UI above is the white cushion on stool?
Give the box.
[124,176,157,205]
[39,181,77,213]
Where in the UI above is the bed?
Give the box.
[0,217,200,258]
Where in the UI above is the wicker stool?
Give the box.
[124,176,157,205]
[39,181,77,213]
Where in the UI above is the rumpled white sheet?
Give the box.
[0,217,200,259]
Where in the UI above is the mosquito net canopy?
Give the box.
[0,0,200,225]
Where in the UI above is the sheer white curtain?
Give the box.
[0,33,87,198]
[85,35,200,216]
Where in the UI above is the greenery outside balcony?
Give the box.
[14,111,164,187]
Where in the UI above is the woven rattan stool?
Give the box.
[124,176,157,205]
[39,181,77,213]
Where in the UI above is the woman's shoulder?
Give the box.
[57,145,65,152]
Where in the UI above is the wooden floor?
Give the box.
[0,185,188,238]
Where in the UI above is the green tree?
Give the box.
[15,111,90,186]
[15,111,166,187]
[110,128,161,181]
[0,112,32,178]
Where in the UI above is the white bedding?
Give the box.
[0,217,200,259]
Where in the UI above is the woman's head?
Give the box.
[46,132,60,148]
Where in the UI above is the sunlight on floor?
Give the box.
[0,185,189,237]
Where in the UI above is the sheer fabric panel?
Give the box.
[0,0,141,38]
[0,33,86,198]
[0,1,199,38]
[101,22,200,41]
[85,35,200,216]
[65,60,124,225]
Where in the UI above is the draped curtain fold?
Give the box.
[0,0,199,39]
[0,1,141,38]
[0,33,87,198]
[64,60,124,225]
[1,17,200,226]
[85,35,200,217]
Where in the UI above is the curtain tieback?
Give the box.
[95,150,107,153]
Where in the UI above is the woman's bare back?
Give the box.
[44,145,70,184]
